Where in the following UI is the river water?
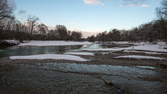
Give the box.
[0,45,83,58]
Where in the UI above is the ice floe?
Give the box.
[65,52,94,56]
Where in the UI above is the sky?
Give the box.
[14,0,162,32]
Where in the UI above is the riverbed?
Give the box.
[0,41,167,94]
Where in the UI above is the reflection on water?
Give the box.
[0,45,82,58]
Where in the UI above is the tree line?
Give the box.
[87,0,167,42]
[0,0,167,42]
[87,19,167,42]
[0,0,83,41]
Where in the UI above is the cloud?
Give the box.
[83,0,150,7]
[121,0,150,8]
[123,0,147,3]
[83,0,104,5]
[122,3,150,7]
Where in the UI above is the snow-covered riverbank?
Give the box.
[82,42,167,53]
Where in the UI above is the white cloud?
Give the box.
[121,0,150,8]
[83,0,104,5]
[83,0,150,7]
[122,3,150,7]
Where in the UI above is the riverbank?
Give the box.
[0,41,167,94]
[0,59,167,94]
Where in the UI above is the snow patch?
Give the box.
[4,40,20,44]
[82,43,167,53]
[124,50,165,55]
[114,55,165,60]
[112,41,130,45]
[10,54,88,62]
[65,52,94,56]
[128,44,167,53]
[82,47,126,52]
[137,66,155,70]
[144,52,165,55]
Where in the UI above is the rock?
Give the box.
[0,40,19,49]
[159,64,167,69]
[101,78,114,86]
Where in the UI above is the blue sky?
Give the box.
[15,0,162,32]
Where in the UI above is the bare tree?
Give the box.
[157,0,167,20]
[156,0,167,40]
[27,16,39,34]
[0,0,14,21]
[71,31,82,40]
[37,24,48,34]
[55,25,68,40]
